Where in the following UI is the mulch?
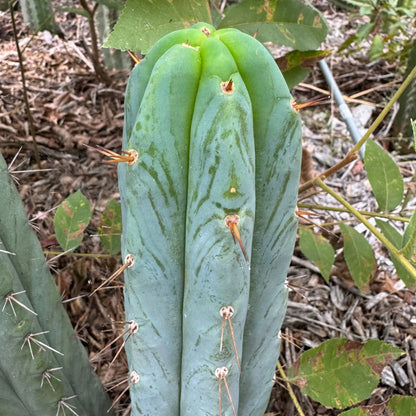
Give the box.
[0,2,415,415]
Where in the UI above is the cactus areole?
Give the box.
[118,23,302,416]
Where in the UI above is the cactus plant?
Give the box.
[20,0,58,33]
[394,39,416,138]
[0,153,113,416]
[96,3,132,71]
[118,23,302,416]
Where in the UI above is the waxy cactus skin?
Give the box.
[0,153,113,416]
[119,23,302,416]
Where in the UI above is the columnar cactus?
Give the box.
[0,153,113,415]
[118,22,302,416]
[20,0,58,33]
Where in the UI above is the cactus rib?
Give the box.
[121,41,203,415]
[218,30,302,416]
[181,35,255,416]
[119,23,302,416]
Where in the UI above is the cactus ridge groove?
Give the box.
[118,23,301,416]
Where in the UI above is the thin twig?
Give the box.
[297,82,375,106]
[298,151,358,194]
[297,203,411,223]
[316,178,416,283]
[78,0,111,85]
[351,65,416,155]
[10,1,41,170]
[276,361,306,416]
[299,66,416,194]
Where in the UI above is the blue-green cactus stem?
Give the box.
[120,26,214,258]
[120,23,302,416]
[218,30,302,416]
[0,249,65,414]
[121,43,202,415]
[181,36,255,416]
[122,26,212,149]
[0,153,113,416]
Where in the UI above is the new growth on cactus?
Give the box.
[112,22,302,416]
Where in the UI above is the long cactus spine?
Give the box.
[118,23,302,416]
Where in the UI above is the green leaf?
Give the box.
[99,199,122,255]
[275,49,331,72]
[104,0,212,53]
[402,209,416,259]
[339,408,370,416]
[412,119,416,151]
[375,219,402,247]
[375,219,416,288]
[282,67,310,89]
[356,21,375,44]
[364,139,404,211]
[387,395,416,415]
[299,227,334,281]
[54,191,91,251]
[338,34,357,53]
[339,223,375,293]
[286,338,404,409]
[359,4,374,15]
[210,5,223,28]
[370,34,384,61]
[218,0,328,51]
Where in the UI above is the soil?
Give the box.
[0,1,415,415]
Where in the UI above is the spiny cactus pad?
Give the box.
[119,23,302,416]
[0,153,113,416]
